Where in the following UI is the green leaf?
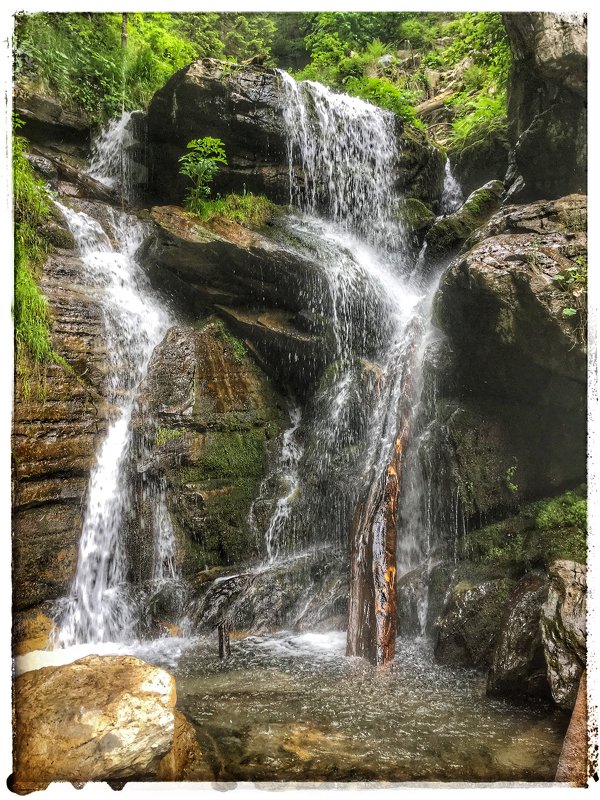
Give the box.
[563,307,577,317]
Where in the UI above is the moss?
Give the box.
[193,429,265,481]
[155,427,185,447]
[464,486,587,572]
[196,192,280,228]
[213,319,247,362]
[425,180,503,259]
[397,197,436,235]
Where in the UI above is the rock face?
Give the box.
[433,194,586,518]
[12,655,200,791]
[449,129,510,198]
[503,13,587,201]
[146,58,443,209]
[541,560,586,709]
[12,235,109,619]
[133,320,286,576]
[487,573,551,700]
[141,205,344,396]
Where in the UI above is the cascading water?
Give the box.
[216,73,445,657]
[440,158,464,215]
[53,117,181,647]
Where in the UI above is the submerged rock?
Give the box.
[12,655,200,791]
[487,573,551,700]
[540,560,586,709]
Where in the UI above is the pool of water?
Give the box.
[167,630,568,783]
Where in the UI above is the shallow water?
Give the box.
[169,631,568,783]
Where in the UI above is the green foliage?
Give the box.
[448,93,507,149]
[155,427,185,447]
[344,76,424,127]
[553,255,587,321]
[195,192,278,228]
[465,487,587,572]
[178,137,228,214]
[13,115,62,394]
[505,459,518,494]
[214,320,247,362]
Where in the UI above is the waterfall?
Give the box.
[440,158,464,215]
[252,74,442,660]
[54,115,178,647]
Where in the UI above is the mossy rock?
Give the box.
[397,197,436,239]
[464,486,587,575]
[424,180,504,263]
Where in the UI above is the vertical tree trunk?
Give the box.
[346,327,419,667]
[121,13,129,49]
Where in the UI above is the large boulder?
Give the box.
[448,128,510,198]
[502,13,587,201]
[433,194,586,518]
[487,573,551,700]
[540,560,586,709]
[12,655,201,792]
[434,577,515,668]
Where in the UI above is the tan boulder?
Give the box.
[12,655,198,792]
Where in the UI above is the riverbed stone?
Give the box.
[540,560,586,709]
[12,655,191,791]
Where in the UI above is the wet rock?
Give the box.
[147,59,289,204]
[146,58,444,208]
[424,180,504,265]
[133,320,286,574]
[396,197,436,244]
[12,245,110,612]
[433,195,586,517]
[448,128,510,197]
[156,709,206,780]
[487,573,551,700]
[556,671,588,785]
[503,13,587,200]
[12,607,55,656]
[434,577,515,668]
[12,655,187,791]
[540,560,586,709]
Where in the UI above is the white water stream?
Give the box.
[52,122,179,648]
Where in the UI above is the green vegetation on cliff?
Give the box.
[464,487,587,572]
[13,116,61,394]
[15,11,510,139]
